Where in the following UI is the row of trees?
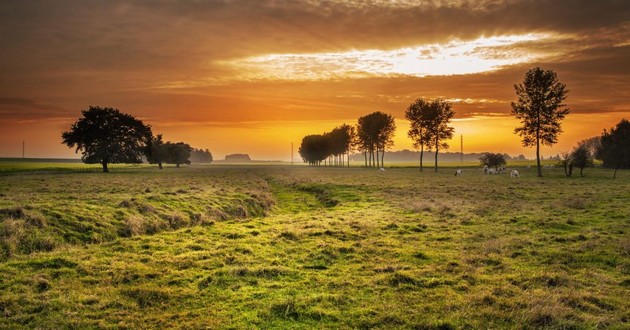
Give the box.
[62,106,212,172]
[298,113,398,168]
[558,121,630,178]
[298,67,572,175]
[298,124,354,166]
[299,103,455,170]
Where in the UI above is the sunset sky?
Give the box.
[1,0,628,161]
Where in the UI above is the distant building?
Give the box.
[225,153,251,162]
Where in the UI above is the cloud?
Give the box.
[0,97,70,121]
[0,0,627,126]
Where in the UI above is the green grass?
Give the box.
[1,164,628,328]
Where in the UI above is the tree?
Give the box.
[356,112,396,168]
[558,152,574,177]
[570,144,593,177]
[190,148,213,163]
[299,134,329,166]
[330,124,355,167]
[426,99,455,172]
[146,134,166,169]
[164,142,192,167]
[479,152,506,170]
[405,98,435,171]
[62,106,152,173]
[578,136,601,160]
[595,119,630,178]
[511,67,569,177]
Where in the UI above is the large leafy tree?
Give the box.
[405,98,440,171]
[299,134,329,166]
[426,99,455,172]
[595,119,630,178]
[164,142,192,168]
[356,112,396,168]
[146,134,166,169]
[511,67,569,177]
[570,144,593,177]
[479,152,506,171]
[62,106,152,173]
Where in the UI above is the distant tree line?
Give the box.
[299,124,355,166]
[62,106,213,172]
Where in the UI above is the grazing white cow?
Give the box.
[483,165,489,174]
[487,168,497,174]
[455,169,463,176]
[510,170,520,178]
[379,167,385,172]
[497,166,505,174]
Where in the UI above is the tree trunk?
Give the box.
[434,137,439,172]
[158,162,163,170]
[536,122,542,177]
[563,163,568,177]
[580,167,584,177]
[364,152,367,167]
[176,163,180,168]
[102,161,109,173]
[420,146,424,172]
[381,148,385,168]
[614,166,618,179]
[434,147,439,172]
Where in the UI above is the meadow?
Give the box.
[0,162,628,329]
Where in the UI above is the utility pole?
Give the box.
[291,142,294,165]
[22,141,25,159]
[460,134,463,163]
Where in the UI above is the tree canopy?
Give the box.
[356,112,396,168]
[146,134,166,169]
[595,119,630,178]
[511,67,569,177]
[479,152,506,170]
[62,106,152,172]
[164,142,192,167]
[405,98,436,171]
[424,99,455,172]
[298,124,355,166]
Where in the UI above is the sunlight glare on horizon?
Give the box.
[219,34,554,81]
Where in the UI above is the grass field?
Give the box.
[1,163,629,328]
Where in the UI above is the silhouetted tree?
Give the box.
[62,106,152,173]
[356,112,396,168]
[571,144,593,177]
[190,148,213,163]
[299,134,329,166]
[330,124,355,167]
[426,99,455,172]
[146,134,166,169]
[405,98,435,171]
[164,142,192,167]
[511,67,569,177]
[558,152,574,177]
[595,119,630,178]
[479,152,506,170]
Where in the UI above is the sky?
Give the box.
[1,0,629,161]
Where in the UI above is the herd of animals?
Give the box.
[376,166,520,178]
[454,165,520,178]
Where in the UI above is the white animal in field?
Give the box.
[487,168,497,174]
[455,169,463,176]
[497,166,505,174]
[379,167,385,172]
[510,170,520,178]
[483,165,489,174]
